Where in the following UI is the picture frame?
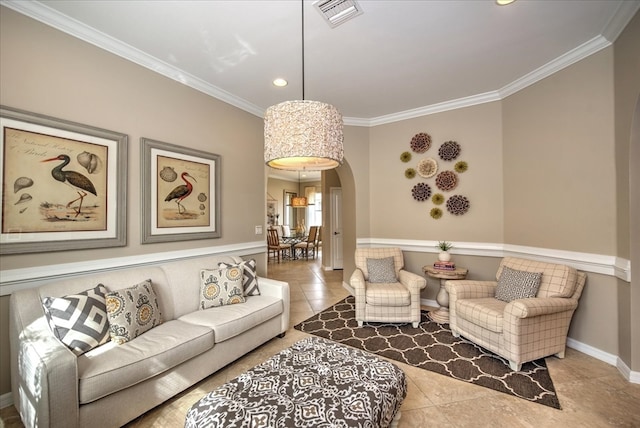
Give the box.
[266,196,278,226]
[141,138,220,243]
[0,105,128,254]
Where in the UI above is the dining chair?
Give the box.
[267,229,290,262]
[293,226,318,260]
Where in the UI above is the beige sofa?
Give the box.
[9,254,290,428]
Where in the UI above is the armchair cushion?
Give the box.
[494,266,542,302]
[366,257,398,283]
[365,283,410,306]
[456,298,507,333]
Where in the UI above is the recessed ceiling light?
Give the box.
[496,0,516,5]
[273,78,288,87]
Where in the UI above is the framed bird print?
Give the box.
[0,105,127,254]
[141,138,220,244]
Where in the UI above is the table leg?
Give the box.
[428,279,450,324]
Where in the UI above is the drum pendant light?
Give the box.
[264,0,344,171]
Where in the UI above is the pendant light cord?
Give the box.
[301,0,305,101]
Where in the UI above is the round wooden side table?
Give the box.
[422,266,468,324]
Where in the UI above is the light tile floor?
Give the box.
[2,255,639,427]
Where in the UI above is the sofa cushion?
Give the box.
[77,319,214,404]
[494,266,542,302]
[365,282,410,306]
[366,257,398,283]
[179,295,283,343]
[106,279,163,345]
[455,298,507,333]
[42,284,110,356]
[218,259,260,296]
[199,267,246,309]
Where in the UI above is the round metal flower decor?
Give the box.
[438,140,461,161]
[405,168,416,179]
[454,161,468,173]
[435,170,458,191]
[417,158,438,178]
[400,151,412,162]
[432,193,444,205]
[430,208,443,219]
[446,195,470,215]
[411,182,432,201]
[410,132,432,153]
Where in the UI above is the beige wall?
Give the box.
[503,49,616,254]
[614,11,640,371]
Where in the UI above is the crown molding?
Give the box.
[2,0,636,127]
[601,0,640,43]
[498,35,611,99]
[1,0,265,117]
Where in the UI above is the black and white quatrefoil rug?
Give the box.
[295,296,561,409]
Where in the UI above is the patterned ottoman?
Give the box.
[185,336,407,428]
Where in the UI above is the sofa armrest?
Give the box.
[506,297,579,319]
[256,277,290,334]
[398,270,427,294]
[445,280,497,299]
[10,289,79,428]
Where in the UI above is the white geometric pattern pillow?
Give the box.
[495,266,543,302]
[218,259,260,296]
[200,266,246,309]
[105,279,163,345]
[42,284,110,356]
[366,257,398,283]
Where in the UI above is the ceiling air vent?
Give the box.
[313,0,364,28]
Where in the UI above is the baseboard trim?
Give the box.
[0,392,12,410]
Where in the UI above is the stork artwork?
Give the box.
[156,154,211,226]
[164,172,197,215]
[42,154,98,217]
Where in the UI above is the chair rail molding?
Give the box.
[357,238,631,282]
[0,241,267,296]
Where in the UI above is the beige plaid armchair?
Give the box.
[348,248,427,328]
[445,257,586,371]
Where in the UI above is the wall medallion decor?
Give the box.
[0,105,127,254]
[435,170,458,191]
[402,131,470,220]
[417,158,438,178]
[432,193,445,205]
[411,182,432,201]
[454,161,468,173]
[410,132,432,153]
[438,140,461,161]
[446,194,470,215]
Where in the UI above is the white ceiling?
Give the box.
[4,0,639,181]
